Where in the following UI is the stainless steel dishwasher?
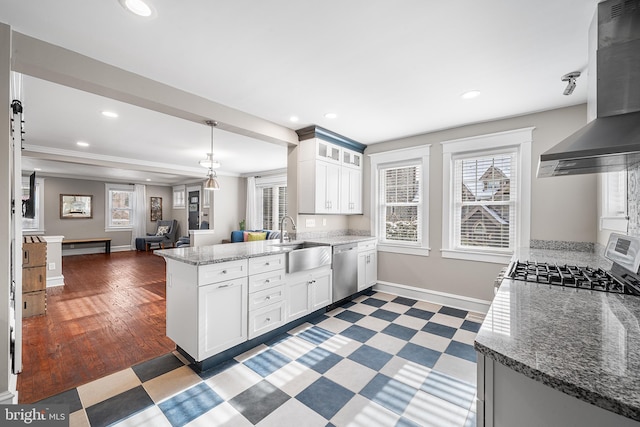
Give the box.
[332,243,358,302]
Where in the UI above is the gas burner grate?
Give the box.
[508,261,626,293]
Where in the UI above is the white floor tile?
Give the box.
[76,368,141,408]
[257,396,327,426]
[432,353,477,386]
[403,389,470,427]
[347,303,378,316]
[112,405,172,427]
[366,332,407,355]
[355,315,390,332]
[316,316,353,334]
[430,313,465,329]
[204,363,263,400]
[380,301,410,314]
[143,365,202,403]
[379,356,432,390]
[410,330,452,353]
[393,314,429,331]
[271,336,317,361]
[331,394,401,427]
[234,344,269,362]
[185,402,253,427]
[324,358,378,393]
[414,300,442,313]
[264,361,321,397]
[318,334,361,357]
[453,329,477,345]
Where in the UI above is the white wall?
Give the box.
[354,105,595,301]
[210,175,246,243]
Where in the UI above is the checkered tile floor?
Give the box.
[38,291,484,426]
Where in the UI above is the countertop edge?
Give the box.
[475,323,640,422]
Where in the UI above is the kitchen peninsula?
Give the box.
[475,247,640,427]
[156,236,375,371]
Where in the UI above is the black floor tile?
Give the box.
[393,296,418,306]
[159,382,223,426]
[397,343,441,368]
[244,348,292,377]
[85,386,154,427]
[229,380,290,424]
[195,357,238,380]
[36,387,83,413]
[361,297,386,307]
[438,306,469,319]
[382,324,418,341]
[296,377,354,419]
[445,341,477,362]
[421,370,475,409]
[422,322,457,339]
[360,373,417,416]
[296,326,334,345]
[460,319,481,333]
[132,353,185,382]
[297,347,343,374]
[405,307,435,321]
[335,310,365,323]
[340,324,377,343]
[370,308,400,322]
[347,345,393,371]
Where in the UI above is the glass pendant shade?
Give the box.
[199,153,220,169]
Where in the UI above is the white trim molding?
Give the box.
[441,127,533,264]
[374,281,491,314]
[369,145,431,257]
[62,245,131,256]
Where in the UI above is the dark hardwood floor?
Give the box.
[17,250,175,403]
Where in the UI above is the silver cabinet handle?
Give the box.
[221,270,227,274]
[265,279,270,283]
[218,284,229,288]
[266,295,271,300]
[266,317,271,322]
[266,262,270,266]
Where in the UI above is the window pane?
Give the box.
[385,206,418,242]
[262,187,273,230]
[385,166,420,203]
[278,186,287,220]
[455,152,515,250]
[110,190,132,227]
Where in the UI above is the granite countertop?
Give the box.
[476,248,640,421]
[155,235,375,265]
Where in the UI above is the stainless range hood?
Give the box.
[538,0,640,177]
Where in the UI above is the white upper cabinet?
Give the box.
[298,138,363,215]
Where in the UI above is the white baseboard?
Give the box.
[0,389,17,404]
[62,245,131,256]
[374,280,491,314]
[46,274,65,287]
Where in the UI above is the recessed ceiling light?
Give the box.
[146,178,151,182]
[76,141,90,147]
[33,168,42,171]
[324,112,337,119]
[119,0,153,17]
[461,90,481,100]
[289,116,299,123]
[101,111,119,118]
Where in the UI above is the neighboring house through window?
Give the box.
[173,185,185,209]
[105,183,135,231]
[441,128,532,264]
[370,145,430,256]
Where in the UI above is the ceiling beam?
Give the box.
[10,31,299,148]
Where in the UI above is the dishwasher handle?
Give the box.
[333,244,357,254]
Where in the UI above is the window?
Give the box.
[600,170,628,232]
[173,185,185,209]
[105,183,134,231]
[370,145,430,256]
[255,176,287,230]
[441,128,532,264]
[22,177,44,234]
[381,165,421,243]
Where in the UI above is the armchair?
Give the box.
[176,221,209,248]
[141,219,179,251]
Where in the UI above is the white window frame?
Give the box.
[600,171,628,232]
[22,177,45,234]
[370,145,430,256]
[173,185,186,209]
[441,127,533,264]
[255,175,287,231]
[105,183,135,232]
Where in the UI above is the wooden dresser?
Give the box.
[23,236,47,317]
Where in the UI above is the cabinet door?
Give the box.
[341,167,362,214]
[365,250,378,287]
[357,252,368,291]
[198,278,248,360]
[325,162,341,213]
[311,269,332,311]
[286,273,311,322]
[23,266,46,293]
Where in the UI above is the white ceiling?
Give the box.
[1,0,599,185]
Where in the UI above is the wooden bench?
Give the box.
[62,238,112,254]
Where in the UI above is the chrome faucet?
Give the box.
[279,215,297,243]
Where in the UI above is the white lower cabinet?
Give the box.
[285,267,332,322]
[248,255,287,340]
[357,240,377,291]
[198,278,248,360]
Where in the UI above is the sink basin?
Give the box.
[269,241,305,250]
[286,245,332,274]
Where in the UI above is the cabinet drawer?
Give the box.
[198,259,248,286]
[249,254,285,275]
[358,240,377,252]
[248,301,285,339]
[249,285,285,311]
[23,266,46,293]
[248,269,286,293]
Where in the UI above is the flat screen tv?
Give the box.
[22,171,35,219]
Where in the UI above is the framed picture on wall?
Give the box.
[150,197,162,221]
[60,194,93,219]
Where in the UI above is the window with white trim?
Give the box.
[370,145,430,256]
[255,176,287,231]
[105,183,135,231]
[173,185,185,209]
[441,128,532,264]
[600,170,628,232]
[22,177,44,234]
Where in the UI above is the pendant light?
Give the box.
[203,120,220,191]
